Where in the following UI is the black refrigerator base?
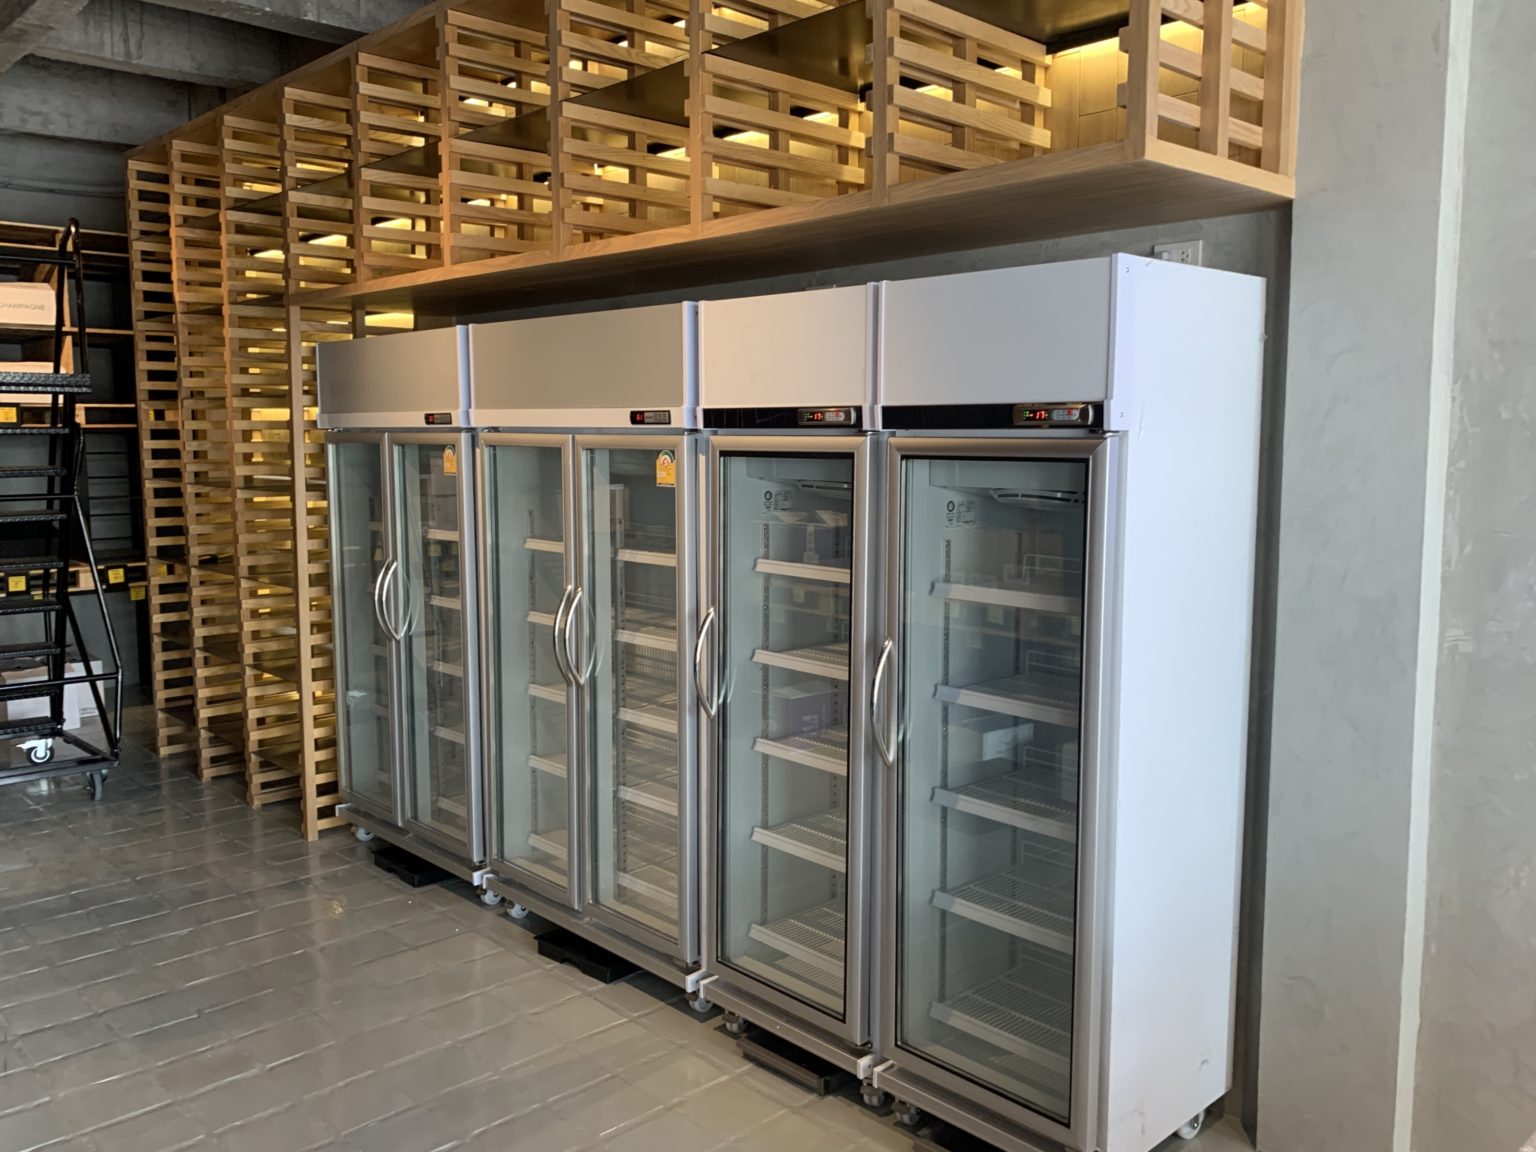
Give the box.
[372,844,452,888]
[536,927,640,983]
[735,1025,856,1097]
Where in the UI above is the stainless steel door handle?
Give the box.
[693,607,718,720]
[372,560,392,638]
[379,560,404,643]
[566,586,589,688]
[578,591,597,687]
[552,585,576,685]
[871,637,895,768]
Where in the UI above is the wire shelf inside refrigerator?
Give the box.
[935,674,1080,727]
[754,557,851,585]
[931,579,1081,617]
[919,1038,1071,1121]
[753,730,849,777]
[615,732,680,818]
[752,642,850,681]
[748,900,845,978]
[929,961,1073,1073]
[524,536,563,554]
[732,951,843,1008]
[931,766,1078,842]
[528,681,567,706]
[932,866,1076,955]
[617,677,679,735]
[615,804,679,912]
[529,752,566,779]
[751,809,847,873]
[615,602,676,651]
[519,827,569,887]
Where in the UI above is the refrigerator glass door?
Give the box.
[483,438,578,903]
[894,451,1090,1126]
[394,438,476,854]
[330,437,395,819]
[582,442,688,950]
[716,449,858,1020]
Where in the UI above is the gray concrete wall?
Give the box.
[1414,2,1536,1149]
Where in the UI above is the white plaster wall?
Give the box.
[1414,2,1536,1148]
[1258,1,1470,1149]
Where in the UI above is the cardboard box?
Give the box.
[0,282,55,329]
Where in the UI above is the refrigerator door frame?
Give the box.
[876,433,1119,1152]
[477,432,582,911]
[574,432,701,967]
[700,432,879,1050]
[328,430,406,831]
[388,430,486,865]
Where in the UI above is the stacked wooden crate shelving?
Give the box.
[168,137,247,782]
[129,0,1300,835]
[127,155,195,759]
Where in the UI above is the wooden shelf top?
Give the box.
[297,141,1290,316]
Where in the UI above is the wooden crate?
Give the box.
[355,52,445,279]
[127,156,196,760]
[560,103,690,244]
[282,87,360,291]
[694,0,833,48]
[554,0,689,100]
[877,0,1053,187]
[1120,0,1296,174]
[694,52,868,220]
[441,8,556,265]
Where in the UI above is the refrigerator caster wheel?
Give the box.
[352,826,376,843]
[507,904,530,920]
[893,1102,922,1128]
[1177,1111,1205,1140]
[860,1085,889,1110]
[479,889,504,908]
[723,1013,748,1037]
[688,993,711,1014]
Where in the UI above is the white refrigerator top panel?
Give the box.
[879,258,1114,412]
[699,285,875,416]
[317,326,471,430]
[469,302,698,429]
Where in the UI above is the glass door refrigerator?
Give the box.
[318,327,495,898]
[868,258,1266,1152]
[693,285,885,1082]
[470,304,706,996]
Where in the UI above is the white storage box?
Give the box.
[0,282,55,329]
[0,661,104,730]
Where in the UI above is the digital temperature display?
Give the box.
[1012,403,1095,428]
[797,407,855,427]
[630,409,671,426]
[423,412,453,426]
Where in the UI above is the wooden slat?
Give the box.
[891,86,1051,150]
[1199,0,1233,155]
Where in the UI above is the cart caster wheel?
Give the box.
[860,1085,889,1110]
[893,1101,922,1128]
[507,903,530,920]
[26,740,53,765]
[479,889,504,908]
[723,1012,748,1037]
[352,826,376,844]
[1177,1110,1206,1140]
[86,772,104,801]
[688,993,711,1014]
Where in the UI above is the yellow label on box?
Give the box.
[442,447,458,476]
[655,450,676,488]
[6,575,26,593]
[155,563,169,577]
[130,585,146,601]
[0,407,15,424]
[108,567,125,585]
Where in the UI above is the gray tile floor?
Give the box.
[0,713,1254,1152]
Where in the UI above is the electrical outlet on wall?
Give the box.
[1154,240,1204,266]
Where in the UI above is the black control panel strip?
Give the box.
[704,406,865,431]
[882,403,1101,432]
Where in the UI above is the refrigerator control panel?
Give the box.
[797,406,857,428]
[1013,403,1097,428]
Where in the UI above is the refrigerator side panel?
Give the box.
[1099,262,1266,1152]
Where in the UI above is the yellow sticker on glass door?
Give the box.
[442,447,458,476]
[655,450,676,488]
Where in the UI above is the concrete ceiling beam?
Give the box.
[135,0,420,43]
[0,56,225,146]
[30,0,331,87]
[0,0,94,73]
